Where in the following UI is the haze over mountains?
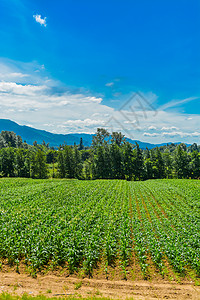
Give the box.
[0,119,188,149]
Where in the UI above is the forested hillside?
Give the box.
[0,119,184,149]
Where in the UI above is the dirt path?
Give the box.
[0,273,199,300]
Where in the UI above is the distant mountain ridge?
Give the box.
[0,119,186,149]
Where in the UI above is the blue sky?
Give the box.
[0,0,199,143]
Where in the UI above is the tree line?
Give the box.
[0,129,200,180]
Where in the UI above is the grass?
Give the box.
[74,281,82,290]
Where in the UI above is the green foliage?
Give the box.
[0,147,15,177]
[31,150,48,179]
[0,129,200,180]
[0,131,23,148]
[0,293,118,300]
[189,151,200,179]
[133,142,144,180]
[174,145,189,178]
[92,128,109,148]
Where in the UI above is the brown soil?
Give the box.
[0,272,199,300]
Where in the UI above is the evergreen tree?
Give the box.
[133,142,144,180]
[155,148,165,178]
[123,142,134,180]
[110,143,123,179]
[144,148,153,179]
[16,149,26,177]
[174,145,189,178]
[24,150,31,178]
[163,151,173,178]
[0,147,15,177]
[189,151,200,178]
[31,150,48,179]
[57,151,65,178]
[74,145,83,179]
[46,150,55,164]
[150,149,159,179]
[63,146,75,178]
[78,138,84,150]
[95,146,105,179]
[84,161,92,179]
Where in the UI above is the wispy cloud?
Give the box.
[105,82,114,87]
[143,132,159,137]
[0,58,55,87]
[162,131,200,138]
[161,126,179,131]
[143,131,200,138]
[160,97,198,110]
[0,72,28,80]
[33,14,47,27]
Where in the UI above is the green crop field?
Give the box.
[0,178,199,282]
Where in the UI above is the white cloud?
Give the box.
[124,120,136,124]
[143,130,200,139]
[162,131,182,137]
[0,82,104,112]
[0,58,199,143]
[148,125,157,130]
[0,81,46,95]
[162,131,200,138]
[43,123,54,127]
[62,119,105,127]
[33,14,47,27]
[161,126,179,131]
[0,63,112,134]
[191,132,200,137]
[105,82,114,87]
[0,72,28,80]
[143,132,159,137]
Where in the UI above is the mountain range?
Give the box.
[0,119,184,149]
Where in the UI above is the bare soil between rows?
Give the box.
[0,272,199,300]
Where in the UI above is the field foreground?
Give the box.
[0,178,200,299]
[0,272,200,300]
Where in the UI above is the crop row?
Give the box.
[0,178,199,280]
